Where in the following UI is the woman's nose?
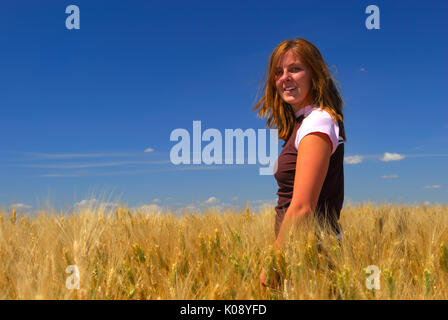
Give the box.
[279,71,291,82]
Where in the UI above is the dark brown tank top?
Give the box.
[274,114,344,237]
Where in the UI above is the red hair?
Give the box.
[253,38,346,144]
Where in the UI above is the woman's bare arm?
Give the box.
[275,132,332,249]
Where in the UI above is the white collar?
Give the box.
[294,104,319,119]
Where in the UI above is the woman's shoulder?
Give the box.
[302,106,338,126]
[295,105,341,154]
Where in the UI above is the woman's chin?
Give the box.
[283,98,302,107]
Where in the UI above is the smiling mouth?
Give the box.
[284,87,296,93]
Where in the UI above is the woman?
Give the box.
[252,38,347,287]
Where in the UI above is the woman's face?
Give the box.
[274,49,312,112]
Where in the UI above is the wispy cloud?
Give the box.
[8,152,139,159]
[404,154,448,158]
[74,199,119,211]
[19,160,171,169]
[73,197,277,215]
[246,199,277,212]
[38,173,87,177]
[380,152,406,162]
[344,152,448,165]
[168,196,245,214]
[22,147,448,178]
[423,185,441,189]
[381,174,398,179]
[9,203,32,210]
[133,204,164,214]
[35,164,240,178]
[344,155,363,164]
[205,196,219,204]
[169,165,236,171]
[144,147,154,153]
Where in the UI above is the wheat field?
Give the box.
[0,202,447,300]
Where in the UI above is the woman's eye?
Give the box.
[275,70,282,76]
[291,67,301,72]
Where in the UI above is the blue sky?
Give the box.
[1,0,447,213]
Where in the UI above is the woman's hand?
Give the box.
[259,267,280,289]
[259,267,268,287]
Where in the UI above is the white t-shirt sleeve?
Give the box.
[294,109,340,155]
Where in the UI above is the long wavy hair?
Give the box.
[252,38,347,146]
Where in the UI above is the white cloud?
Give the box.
[38,173,85,178]
[168,166,231,172]
[341,152,448,165]
[76,199,98,207]
[134,204,163,213]
[205,196,219,204]
[246,199,277,213]
[74,199,119,211]
[423,185,441,189]
[171,202,223,215]
[381,174,398,179]
[170,197,247,215]
[231,196,238,201]
[164,198,277,215]
[13,152,134,159]
[22,160,170,169]
[344,155,363,164]
[9,203,32,210]
[151,198,161,203]
[178,204,199,213]
[380,152,405,162]
[144,147,154,153]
